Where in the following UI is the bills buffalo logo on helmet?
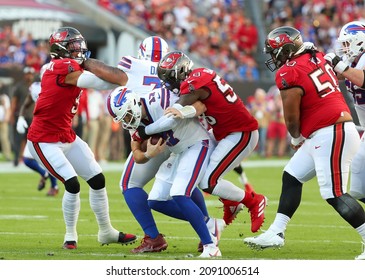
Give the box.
[107,87,129,118]
[268,34,291,49]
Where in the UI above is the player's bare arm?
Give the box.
[83,58,128,86]
[280,87,302,138]
[341,67,365,88]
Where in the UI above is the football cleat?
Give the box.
[47,188,59,196]
[131,234,168,253]
[206,218,226,246]
[198,218,226,252]
[99,230,137,246]
[199,244,222,258]
[242,191,267,232]
[38,174,48,191]
[62,241,77,250]
[219,198,244,225]
[243,230,285,250]
[355,242,365,260]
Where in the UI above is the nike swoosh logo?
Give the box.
[64,61,71,64]
[280,72,287,76]
[315,146,320,149]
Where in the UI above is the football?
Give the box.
[140,134,164,152]
[150,134,164,145]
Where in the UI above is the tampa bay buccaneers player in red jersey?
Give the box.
[243,26,365,260]
[27,26,136,249]
[137,51,268,234]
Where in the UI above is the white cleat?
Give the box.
[243,229,285,250]
[355,242,365,260]
[199,244,222,258]
[206,218,226,246]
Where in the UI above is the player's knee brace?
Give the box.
[64,176,80,194]
[326,193,365,228]
[277,171,303,218]
[87,173,105,190]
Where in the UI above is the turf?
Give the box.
[0,160,363,260]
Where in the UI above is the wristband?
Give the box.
[144,152,151,160]
[333,60,349,74]
[291,134,305,146]
[172,103,196,118]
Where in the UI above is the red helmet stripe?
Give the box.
[151,36,162,62]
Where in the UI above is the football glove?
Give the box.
[16,116,28,134]
[324,53,349,74]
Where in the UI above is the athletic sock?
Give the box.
[124,188,159,239]
[62,190,80,242]
[173,195,212,245]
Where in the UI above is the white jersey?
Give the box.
[141,88,211,154]
[29,81,41,102]
[118,55,162,95]
[347,54,365,127]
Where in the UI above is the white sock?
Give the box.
[62,191,80,242]
[355,223,365,243]
[89,187,115,233]
[268,213,291,234]
[211,179,245,201]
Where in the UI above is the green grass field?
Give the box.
[0,160,363,261]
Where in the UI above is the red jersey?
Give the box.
[180,68,258,141]
[275,52,350,138]
[27,58,84,143]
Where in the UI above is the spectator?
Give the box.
[9,66,35,166]
[0,84,12,161]
[249,88,270,157]
[96,90,113,164]
[85,88,104,156]
[266,87,288,158]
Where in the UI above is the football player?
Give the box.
[326,21,365,205]
[137,51,268,233]
[244,26,365,260]
[26,26,136,249]
[108,86,223,258]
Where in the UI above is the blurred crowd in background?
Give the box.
[2,0,365,165]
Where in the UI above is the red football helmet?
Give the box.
[49,27,89,64]
[157,51,193,92]
[264,26,304,71]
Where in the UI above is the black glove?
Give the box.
[136,126,150,141]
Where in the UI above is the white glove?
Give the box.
[324,53,349,74]
[303,42,317,51]
[16,116,28,134]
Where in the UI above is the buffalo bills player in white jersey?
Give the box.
[334,21,365,205]
[108,86,222,257]
[115,36,170,253]
[244,26,365,260]
[26,26,136,249]
[16,63,59,196]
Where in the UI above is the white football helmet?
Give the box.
[107,86,142,130]
[337,21,365,64]
[138,36,169,62]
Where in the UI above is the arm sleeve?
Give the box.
[76,71,117,90]
[145,115,179,135]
